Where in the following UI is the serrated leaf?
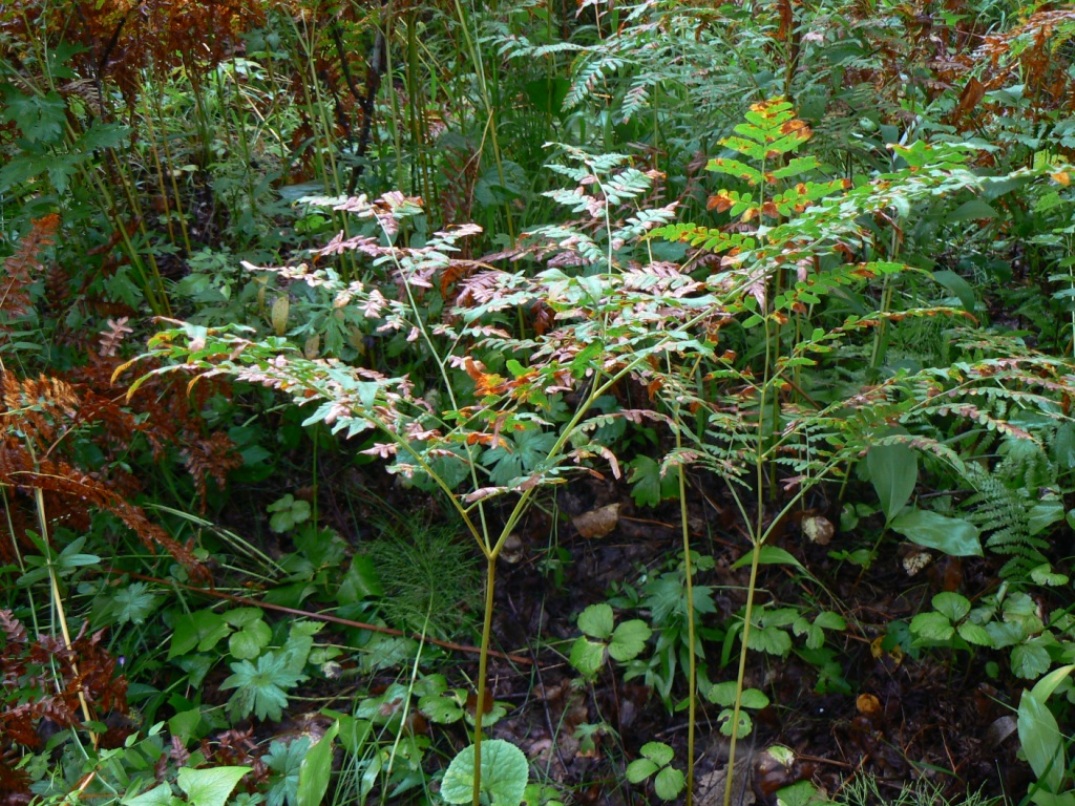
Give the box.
[957,622,992,646]
[814,611,846,631]
[578,603,614,639]
[229,619,272,660]
[748,626,792,656]
[1031,563,1070,586]
[910,612,954,642]
[708,681,737,707]
[932,592,971,623]
[569,636,606,679]
[719,708,754,738]
[609,619,652,662]
[1012,641,1052,680]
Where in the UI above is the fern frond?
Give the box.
[565,55,626,110]
[0,214,59,330]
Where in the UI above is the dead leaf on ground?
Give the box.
[573,503,620,539]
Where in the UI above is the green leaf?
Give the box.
[957,622,992,646]
[578,603,614,639]
[1030,563,1070,587]
[170,610,229,659]
[1028,501,1065,536]
[626,757,660,783]
[640,741,675,766]
[932,592,971,623]
[813,611,846,631]
[1012,641,1052,680]
[708,681,737,707]
[910,612,954,642]
[221,652,303,722]
[1030,664,1075,703]
[0,87,67,143]
[932,270,977,313]
[889,508,982,556]
[419,693,465,724]
[867,442,918,523]
[628,455,672,508]
[748,626,793,656]
[297,721,338,806]
[1019,691,1065,792]
[946,198,997,222]
[730,545,806,572]
[440,740,529,805]
[121,783,174,805]
[653,766,686,800]
[719,707,754,738]
[609,619,652,662]
[775,780,833,806]
[339,555,384,603]
[740,688,770,709]
[569,637,606,679]
[229,619,272,660]
[176,766,250,806]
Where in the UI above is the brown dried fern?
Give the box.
[0,214,59,335]
[0,370,207,580]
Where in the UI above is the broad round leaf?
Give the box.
[931,592,970,623]
[654,766,686,801]
[441,739,529,805]
[640,741,674,766]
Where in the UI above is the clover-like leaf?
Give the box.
[653,766,686,801]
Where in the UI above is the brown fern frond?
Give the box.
[0,372,80,451]
[0,214,59,330]
[182,431,242,512]
[0,438,206,581]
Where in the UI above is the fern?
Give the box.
[564,55,626,110]
[961,458,1052,579]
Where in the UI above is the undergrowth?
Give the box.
[4,2,1075,805]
